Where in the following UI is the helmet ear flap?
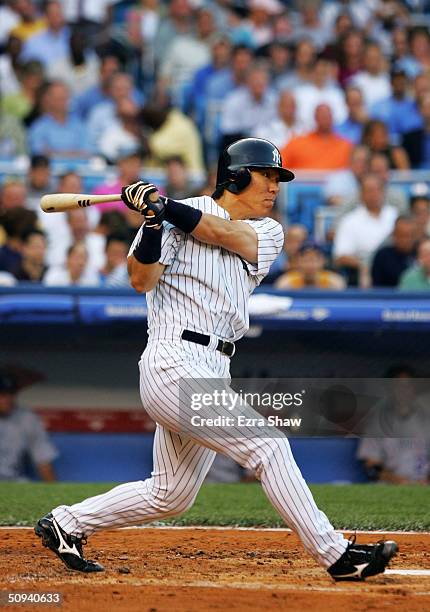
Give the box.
[226,167,252,194]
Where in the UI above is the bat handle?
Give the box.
[148,190,160,203]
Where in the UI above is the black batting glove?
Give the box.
[121,181,165,228]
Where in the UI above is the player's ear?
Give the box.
[227,168,252,194]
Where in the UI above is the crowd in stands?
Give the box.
[1,0,430,290]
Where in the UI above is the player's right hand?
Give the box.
[121,181,165,228]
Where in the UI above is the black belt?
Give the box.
[181,329,235,357]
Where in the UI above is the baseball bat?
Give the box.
[40,191,160,213]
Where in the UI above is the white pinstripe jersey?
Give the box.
[129,196,284,342]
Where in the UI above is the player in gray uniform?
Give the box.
[35,138,397,580]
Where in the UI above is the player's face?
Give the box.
[243,169,280,216]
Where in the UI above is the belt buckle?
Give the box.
[221,340,235,357]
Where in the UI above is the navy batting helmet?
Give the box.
[214,138,295,196]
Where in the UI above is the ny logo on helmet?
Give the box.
[272,149,281,165]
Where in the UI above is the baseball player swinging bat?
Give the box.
[40,191,160,213]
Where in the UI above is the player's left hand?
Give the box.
[121,181,165,228]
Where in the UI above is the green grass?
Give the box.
[0,482,428,531]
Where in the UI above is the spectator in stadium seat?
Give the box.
[413,72,430,105]
[335,86,368,145]
[333,173,398,287]
[28,81,91,158]
[39,172,101,270]
[320,0,373,36]
[64,208,105,273]
[0,110,27,159]
[57,172,100,234]
[43,241,99,286]
[368,152,408,214]
[87,72,138,155]
[26,155,53,211]
[0,208,37,276]
[14,228,48,282]
[246,0,284,49]
[402,93,430,169]
[126,0,161,83]
[361,119,410,170]
[21,0,70,68]
[357,364,430,485]
[277,38,316,91]
[0,180,28,211]
[73,55,135,119]
[1,59,44,123]
[219,64,278,149]
[408,26,430,78]
[371,216,416,287]
[46,27,100,97]
[0,4,20,49]
[410,194,430,241]
[98,232,129,288]
[158,6,216,108]
[97,210,129,241]
[93,148,144,214]
[263,224,308,285]
[204,44,254,161]
[9,0,46,43]
[275,241,345,290]
[334,28,365,89]
[289,0,329,51]
[293,55,348,128]
[349,41,391,110]
[153,0,194,67]
[97,98,144,163]
[141,93,205,173]
[265,41,291,90]
[164,156,194,200]
[333,151,408,224]
[0,370,58,481]
[185,34,232,134]
[323,144,370,207]
[61,0,119,40]
[369,69,423,143]
[0,34,22,97]
[255,90,306,150]
[281,103,352,170]
[399,238,430,290]
[391,26,421,80]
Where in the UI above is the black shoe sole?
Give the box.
[34,522,104,573]
[331,540,399,582]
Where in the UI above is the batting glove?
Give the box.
[121,181,165,228]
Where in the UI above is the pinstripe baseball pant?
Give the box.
[52,339,348,567]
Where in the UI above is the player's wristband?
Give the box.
[164,198,202,233]
[133,226,162,264]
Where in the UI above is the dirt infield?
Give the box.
[1,528,429,611]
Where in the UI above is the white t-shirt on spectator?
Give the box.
[37,209,101,268]
[160,35,211,104]
[47,53,100,96]
[0,56,20,96]
[323,170,359,203]
[43,265,100,287]
[294,84,348,129]
[0,6,19,46]
[98,125,140,163]
[333,204,397,266]
[254,119,306,150]
[61,0,119,24]
[349,72,391,110]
